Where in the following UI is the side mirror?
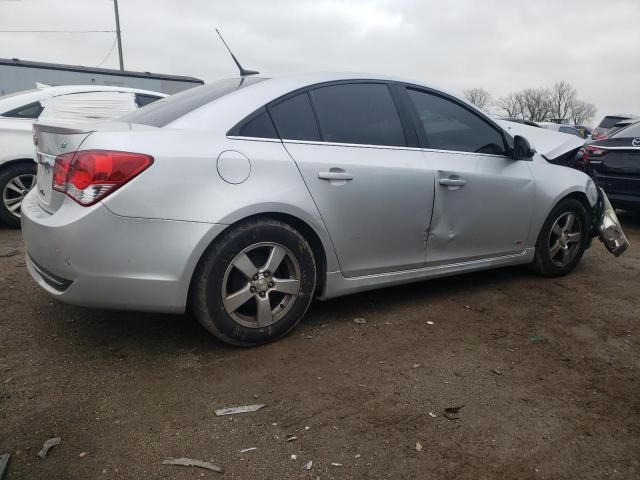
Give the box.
[512,135,535,160]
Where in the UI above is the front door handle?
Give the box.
[439,177,467,187]
[318,171,354,181]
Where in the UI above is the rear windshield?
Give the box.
[612,121,640,138]
[598,116,630,129]
[120,77,266,127]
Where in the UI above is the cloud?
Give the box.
[1,0,639,122]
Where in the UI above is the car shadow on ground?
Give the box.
[54,263,531,356]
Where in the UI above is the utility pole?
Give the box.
[113,0,124,70]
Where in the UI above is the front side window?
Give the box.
[2,101,44,119]
[407,88,506,155]
[135,94,162,108]
[309,83,406,147]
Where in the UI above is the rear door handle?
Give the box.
[318,171,354,181]
[439,177,467,187]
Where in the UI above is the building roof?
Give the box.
[0,57,203,84]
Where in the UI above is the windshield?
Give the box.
[120,77,266,127]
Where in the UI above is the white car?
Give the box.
[0,85,165,226]
[538,122,584,138]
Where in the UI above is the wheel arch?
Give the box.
[187,211,331,303]
[0,158,37,171]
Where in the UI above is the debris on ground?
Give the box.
[0,250,19,258]
[239,447,257,453]
[428,412,437,418]
[353,318,367,325]
[427,321,434,325]
[412,363,422,369]
[416,442,423,452]
[79,451,88,458]
[37,437,61,459]
[162,457,224,474]
[0,454,10,479]
[286,434,298,442]
[355,454,361,458]
[331,462,343,466]
[214,404,265,416]
[444,405,464,420]
[291,454,297,460]
[529,335,545,344]
[303,460,313,470]
[491,368,503,375]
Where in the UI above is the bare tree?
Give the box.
[521,88,552,122]
[549,80,577,122]
[569,100,597,125]
[463,88,492,111]
[496,92,525,118]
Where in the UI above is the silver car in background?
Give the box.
[21,72,628,346]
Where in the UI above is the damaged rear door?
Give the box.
[403,87,535,265]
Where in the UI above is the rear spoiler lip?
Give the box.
[33,122,93,135]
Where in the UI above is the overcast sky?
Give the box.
[1,0,639,123]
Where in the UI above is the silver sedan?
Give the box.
[21,72,628,346]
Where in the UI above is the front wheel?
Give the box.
[190,218,316,346]
[530,198,590,277]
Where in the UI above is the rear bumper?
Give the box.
[21,190,226,313]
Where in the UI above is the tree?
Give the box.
[463,88,492,111]
[549,80,577,122]
[569,100,597,125]
[497,92,525,118]
[521,88,552,122]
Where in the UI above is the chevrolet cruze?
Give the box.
[21,72,628,346]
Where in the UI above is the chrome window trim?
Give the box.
[226,135,282,143]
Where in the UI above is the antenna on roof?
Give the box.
[216,28,259,77]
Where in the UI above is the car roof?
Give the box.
[0,85,166,113]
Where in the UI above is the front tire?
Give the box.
[530,198,590,277]
[0,162,36,228]
[191,218,316,346]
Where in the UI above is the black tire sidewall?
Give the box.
[193,219,316,346]
[0,162,36,228]
[534,198,590,276]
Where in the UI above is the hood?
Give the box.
[496,120,585,160]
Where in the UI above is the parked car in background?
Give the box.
[0,85,165,227]
[538,122,584,138]
[22,72,627,346]
[500,117,541,128]
[574,125,592,139]
[604,118,636,138]
[591,114,638,141]
[583,119,640,210]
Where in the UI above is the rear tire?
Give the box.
[191,218,316,346]
[530,198,590,277]
[0,162,36,228]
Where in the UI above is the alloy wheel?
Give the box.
[2,173,36,219]
[548,212,582,267]
[221,242,301,328]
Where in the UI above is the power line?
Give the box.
[0,30,116,33]
[96,36,118,68]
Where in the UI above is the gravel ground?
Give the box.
[1,212,639,479]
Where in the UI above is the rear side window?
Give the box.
[559,126,581,136]
[407,89,506,155]
[599,116,628,129]
[121,77,265,127]
[309,83,406,147]
[237,109,278,139]
[135,94,162,108]
[2,101,44,119]
[269,93,320,141]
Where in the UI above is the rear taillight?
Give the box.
[582,145,608,164]
[53,150,153,206]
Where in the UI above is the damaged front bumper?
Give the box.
[593,188,630,257]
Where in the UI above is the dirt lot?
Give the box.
[1,214,639,480]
